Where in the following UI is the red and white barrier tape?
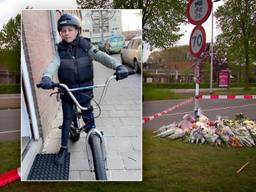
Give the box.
[197,95,256,99]
[0,168,20,188]
[143,98,193,124]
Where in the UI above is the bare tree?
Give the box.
[76,0,113,9]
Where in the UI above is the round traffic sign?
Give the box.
[186,0,213,25]
[189,25,206,58]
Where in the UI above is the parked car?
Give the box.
[98,35,125,54]
[120,37,142,73]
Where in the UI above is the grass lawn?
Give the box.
[143,86,256,101]
[0,140,20,174]
[1,131,256,192]
[143,87,192,101]
[212,87,256,95]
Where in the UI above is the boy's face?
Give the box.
[59,26,79,43]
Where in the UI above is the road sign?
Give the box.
[189,25,206,58]
[186,0,213,25]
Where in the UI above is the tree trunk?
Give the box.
[244,38,249,90]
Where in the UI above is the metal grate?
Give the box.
[27,153,70,180]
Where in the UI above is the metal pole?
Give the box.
[194,60,200,120]
[210,7,214,94]
[100,10,104,42]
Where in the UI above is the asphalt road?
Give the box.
[0,108,20,141]
[143,99,256,130]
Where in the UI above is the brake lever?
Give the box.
[50,89,62,102]
[50,91,59,97]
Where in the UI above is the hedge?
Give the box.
[0,84,20,93]
[143,83,256,89]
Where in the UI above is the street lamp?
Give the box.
[210,0,221,94]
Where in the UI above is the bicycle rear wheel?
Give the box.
[89,133,107,180]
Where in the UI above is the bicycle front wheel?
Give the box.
[89,133,107,180]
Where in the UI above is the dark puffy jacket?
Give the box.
[57,36,93,103]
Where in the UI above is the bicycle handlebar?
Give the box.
[36,70,136,111]
[36,70,136,89]
[127,70,136,76]
[36,82,59,89]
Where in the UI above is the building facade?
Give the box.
[81,10,122,44]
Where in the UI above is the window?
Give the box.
[128,40,134,49]
[132,39,142,49]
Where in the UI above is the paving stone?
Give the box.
[117,137,134,152]
[68,138,86,152]
[69,171,80,180]
[80,170,95,181]
[130,137,142,151]
[111,170,142,181]
[97,126,117,137]
[106,151,124,170]
[116,126,140,137]
[120,117,141,126]
[42,138,60,153]
[70,151,90,171]
[121,150,142,170]
[125,111,142,117]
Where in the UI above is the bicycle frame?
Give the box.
[37,71,135,178]
[58,75,116,111]
[55,76,116,172]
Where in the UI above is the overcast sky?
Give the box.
[0,0,77,29]
[0,0,141,31]
[176,1,224,46]
[122,9,142,31]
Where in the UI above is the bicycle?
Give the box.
[37,71,135,180]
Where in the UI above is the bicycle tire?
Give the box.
[89,133,107,180]
[69,115,80,142]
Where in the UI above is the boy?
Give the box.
[40,13,128,164]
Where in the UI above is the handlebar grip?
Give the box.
[36,83,59,89]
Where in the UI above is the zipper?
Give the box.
[73,56,79,82]
[70,45,79,82]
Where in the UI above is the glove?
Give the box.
[40,76,53,89]
[115,65,128,81]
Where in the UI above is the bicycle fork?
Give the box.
[85,129,108,172]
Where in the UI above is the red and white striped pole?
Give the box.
[194,60,201,119]
[197,95,256,99]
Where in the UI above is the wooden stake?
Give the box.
[236,162,249,174]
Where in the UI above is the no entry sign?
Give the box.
[186,0,213,25]
[189,25,206,58]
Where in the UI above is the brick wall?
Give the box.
[22,10,61,141]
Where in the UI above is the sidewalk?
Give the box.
[42,61,142,181]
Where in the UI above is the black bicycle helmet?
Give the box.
[57,13,81,32]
